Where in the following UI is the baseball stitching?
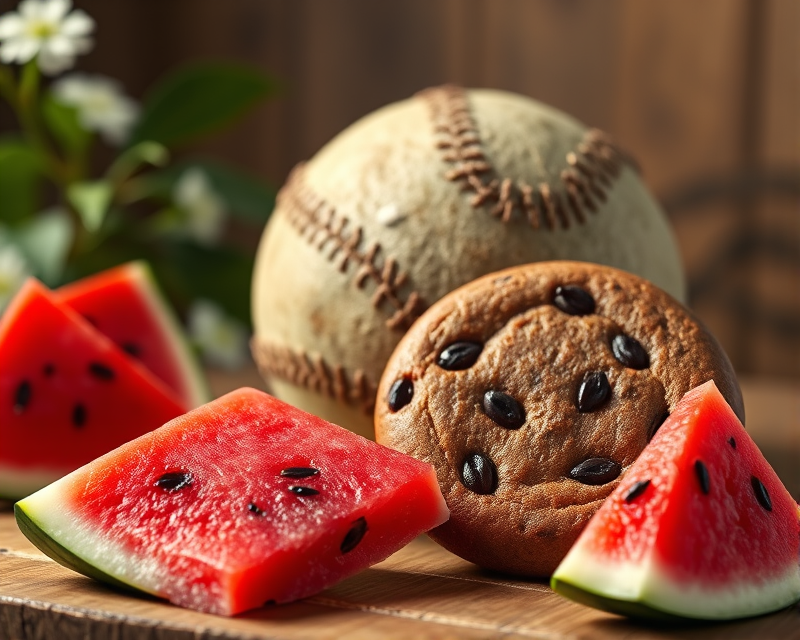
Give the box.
[277,164,425,332]
[251,338,377,414]
[420,85,637,229]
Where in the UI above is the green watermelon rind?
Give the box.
[550,576,704,622]
[14,502,149,597]
[128,261,211,409]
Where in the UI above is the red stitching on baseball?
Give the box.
[419,85,639,230]
[278,165,426,331]
[251,337,378,414]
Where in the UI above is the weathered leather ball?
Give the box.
[252,86,685,437]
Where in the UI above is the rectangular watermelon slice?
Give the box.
[0,278,186,499]
[15,388,450,616]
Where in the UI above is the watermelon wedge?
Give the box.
[551,380,800,620]
[14,388,449,616]
[0,279,186,500]
[55,261,209,410]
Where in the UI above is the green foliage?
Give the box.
[12,211,74,285]
[135,159,276,223]
[130,62,276,148]
[67,180,114,232]
[0,136,44,223]
[41,94,92,158]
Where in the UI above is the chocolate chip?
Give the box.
[751,476,772,511]
[340,517,368,554]
[624,479,651,503]
[569,458,621,485]
[155,471,193,492]
[437,341,483,370]
[728,437,736,449]
[88,362,115,381]
[13,380,31,415]
[280,467,320,479]
[483,390,525,429]
[288,486,319,496]
[611,334,649,369]
[388,378,413,412]
[72,403,86,428]
[695,460,710,495]
[460,453,498,495]
[554,285,595,316]
[577,372,611,413]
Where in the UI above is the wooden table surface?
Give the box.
[0,375,798,640]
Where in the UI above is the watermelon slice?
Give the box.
[551,380,800,620]
[14,388,449,616]
[0,279,186,500]
[55,261,209,410]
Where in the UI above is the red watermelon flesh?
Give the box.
[551,380,800,620]
[55,261,209,410]
[15,388,450,616]
[0,279,186,500]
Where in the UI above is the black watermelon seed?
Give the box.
[72,403,87,428]
[122,342,141,358]
[388,378,413,412]
[289,486,319,496]
[460,453,498,495]
[728,437,737,449]
[280,467,320,479]
[648,411,670,441]
[88,362,115,381]
[751,476,772,511]
[42,363,55,377]
[569,458,621,485]
[483,390,526,429]
[13,380,31,415]
[624,479,651,503]
[155,471,193,492]
[437,342,483,370]
[577,372,611,413]
[264,599,276,606]
[248,502,266,516]
[694,460,710,495]
[611,334,650,369]
[340,517,368,554]
[553,285,595,316]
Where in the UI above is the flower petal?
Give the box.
[61,10,94,37]
[4,37,41,63]
[37,47,74,74]
[0,15,25,40]
[40,0,72,23]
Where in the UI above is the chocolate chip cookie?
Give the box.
[375,261,743,576]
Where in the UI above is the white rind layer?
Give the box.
[553,542,800,620]
[132,262,210,409]
[0,464,62,499]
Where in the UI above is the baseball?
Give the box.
[251,86,685,437]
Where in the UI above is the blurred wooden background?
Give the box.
[1,0,798,379]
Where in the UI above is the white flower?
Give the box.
[188,300,249,370]
[0,0,94,75]
[0,242,31,313]
[52,74,139,145]
[173,168,227,245]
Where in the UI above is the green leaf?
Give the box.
[130,63,276,148]
[157,241,253,326]
[13,210,74,285]
[106,140,169,185]
[0,137,45,223]
[128,159,276,223]
[67,180,114,232]
[41,93,93,157]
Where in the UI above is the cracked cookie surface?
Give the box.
[375,261,743,576]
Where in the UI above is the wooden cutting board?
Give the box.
[1,376,798,639]
[1,509,799,639]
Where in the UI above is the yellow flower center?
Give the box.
[27,20,57,39]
